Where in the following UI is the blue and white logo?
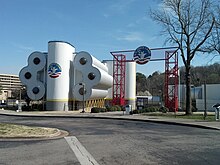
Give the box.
[48,63,62,78]
[133,46,151,64]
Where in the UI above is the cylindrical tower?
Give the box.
[104,60,136,109]
[46,41,75,111]
[125,61,136,109]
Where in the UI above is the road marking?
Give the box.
[65,136,99,165]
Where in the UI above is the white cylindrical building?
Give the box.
[46,41,75,111]
[125,62,136,109]
[104,60,136,109]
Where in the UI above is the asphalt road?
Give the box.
[0,115,220,165]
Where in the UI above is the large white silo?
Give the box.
[46,41,75,111]
[125,62,136,109]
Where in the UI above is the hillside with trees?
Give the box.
[136,72,164,97]
[180,63,220,86]
[136,63,220,96]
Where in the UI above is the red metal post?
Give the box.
[112,54,126,106]
[164,50,179,112]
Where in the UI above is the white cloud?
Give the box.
[10,42,34,52]
[116,31,143,42]
[126,16,152,28]
[109,0,135,14]
[103,13,110,18]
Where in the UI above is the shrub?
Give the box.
[106,105,111,112]
[159,106,169,113]
[22,105,31,111]
[91,107,106,113]
[105,105,122,112]
[30,103,46,111]
[114,105,122,111]
[110,106,117,111]
[142,106,160,113]
[132,110,139,114]
[91,107,100,113]
[100,108,107,112]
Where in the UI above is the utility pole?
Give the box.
[204,80,207,120]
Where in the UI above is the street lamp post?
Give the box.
[17,87,23,112]
[204,80,207,120]
[158,90,162,105]
[197,78,207,120]
[79,82,85,113]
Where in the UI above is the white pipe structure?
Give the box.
[19,51,47,100]
[73,51,113,101]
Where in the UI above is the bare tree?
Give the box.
[150,0,217,115]
[205,6,220,55]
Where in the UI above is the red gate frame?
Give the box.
[110,47,179,111]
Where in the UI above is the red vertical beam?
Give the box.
[112,54,126,106]
[165,51,169,109]
[174,51,179,111]
[164,50,178,112]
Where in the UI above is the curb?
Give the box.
[0,129,69,142]
[0,111,219,131]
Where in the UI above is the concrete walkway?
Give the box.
[0,109,220,130]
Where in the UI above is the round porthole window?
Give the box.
[24,72,32,79]
[88,72,95,80]
[32,87,40,94]
[33,57,41,65]
[79,57,87,65]
[79,87,86,95]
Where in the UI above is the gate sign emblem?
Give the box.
[133,46,151,64]
[48,63,62,78]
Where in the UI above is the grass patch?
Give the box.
[142,112,216,121]
[0,123,59,138]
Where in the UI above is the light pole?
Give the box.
[18,86,25,111]
[158,90,162,106]
[18,87,23,112]
[204,80,207,120]
[79,82,86,113]
[198,77,207,120]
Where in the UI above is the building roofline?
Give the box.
[0,74,19,77]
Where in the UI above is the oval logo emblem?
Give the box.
[48,63,62,78]
[133,46,151,64]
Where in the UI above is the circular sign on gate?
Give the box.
[133,46,151,64]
